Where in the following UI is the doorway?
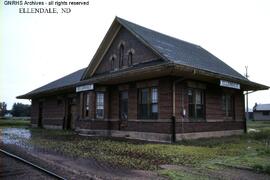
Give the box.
[119,91,128,129]
[65,98,76,130]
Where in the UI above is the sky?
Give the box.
[1,0,270,110]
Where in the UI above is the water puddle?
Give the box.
[0,128,33,149]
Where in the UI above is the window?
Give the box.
[82,92,90,117]
[128,51,133,66]
[263,111,269,116]
[188,89,205,119]
[111,56,115,70]
[119,91,128,120]
[222,94,234,118]
[96,92,104,119]
[138,87,158,119]
[119,44,124,68]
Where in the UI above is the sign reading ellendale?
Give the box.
[3,1,90,14]
[220,80,240,89]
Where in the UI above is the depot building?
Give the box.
[17,17,268,142]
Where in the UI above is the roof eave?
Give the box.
[16,84,77,99]
[172,63,269,91]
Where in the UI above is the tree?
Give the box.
[11,103,31,117]
[0,102,7,116]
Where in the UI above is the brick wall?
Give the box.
[32,78,245,134]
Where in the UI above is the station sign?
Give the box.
[76,84,94,92]
[220,80,240,89]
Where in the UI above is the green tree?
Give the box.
[11,103,31,117]
[0,102,7,116]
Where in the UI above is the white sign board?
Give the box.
[76,84,94,92]
[220,80,240,89]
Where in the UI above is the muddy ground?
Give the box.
[1,143,163,180]
[1,127,270,180]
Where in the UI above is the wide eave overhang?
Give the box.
[17,62,268,99]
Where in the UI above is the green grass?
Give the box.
[0,118,30,127]
[158,169,210,180]
[2,120,270,178]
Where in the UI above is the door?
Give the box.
[65,98,76,130]
[119,91,128,129]
[38,102,43,128]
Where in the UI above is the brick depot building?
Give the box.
[18,17,268,142]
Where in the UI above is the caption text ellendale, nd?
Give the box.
[4,1,90,14]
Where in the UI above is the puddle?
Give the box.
[0,128,33,149]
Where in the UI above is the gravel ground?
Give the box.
[0,152,55,180]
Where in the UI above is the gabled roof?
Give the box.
[254,104,270,111]
[82,17,247,81]
[18,17,268,99]
[17,68,86,99]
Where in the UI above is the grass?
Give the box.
[1,120,270,178]
[0,118,30,127]
[158,169,209,180]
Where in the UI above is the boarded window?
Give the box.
[119,44,124,68]
[111,57,115,70]
[128,51,133,66]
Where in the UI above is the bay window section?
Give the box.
[96,92,104,119]
[188,89,205,120]
[138,87,158,119]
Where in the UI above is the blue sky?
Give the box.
[1,0,270,110]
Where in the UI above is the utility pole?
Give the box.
[245,66,249,121]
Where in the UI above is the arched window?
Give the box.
[111,56,115,70]
[119,44,124,68]
[128,51,133,66]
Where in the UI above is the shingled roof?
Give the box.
[17,68,86,99]
[116,17,247,81]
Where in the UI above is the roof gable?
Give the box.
[81,18,166,80]
[93,27,161,76]
[82,17,248,81]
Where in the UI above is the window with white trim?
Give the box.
[96,92,104,119]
